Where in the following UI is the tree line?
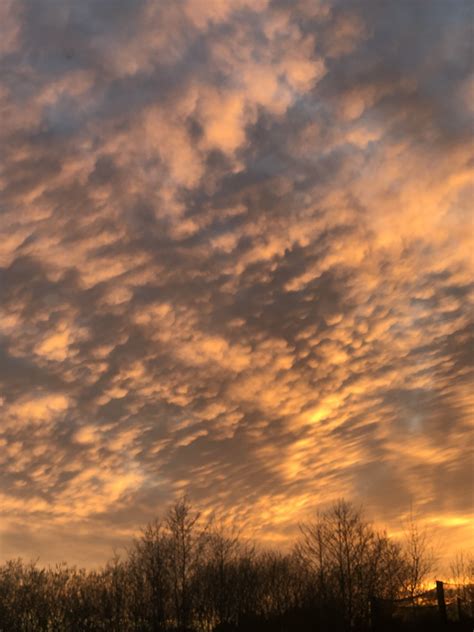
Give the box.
[0,499,472,631]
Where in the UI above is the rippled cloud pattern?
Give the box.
[0,0,472,565]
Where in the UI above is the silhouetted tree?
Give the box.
[128,518,171,630]
[165,497,207,631]
[297,500,408,630]
[449,550,474,619]
[0,497,458,632]
[402,512,436,599]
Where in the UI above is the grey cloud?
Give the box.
[0,0,472,566]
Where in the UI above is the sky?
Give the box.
[0,0,472,568]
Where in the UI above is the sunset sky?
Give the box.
[0,0,473,568]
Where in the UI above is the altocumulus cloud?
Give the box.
[0,0,472,566]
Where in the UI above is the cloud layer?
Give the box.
[0,0,472,566]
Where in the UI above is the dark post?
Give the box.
[436,580,448,625]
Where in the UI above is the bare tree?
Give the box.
[165,496,207,631]
[401,512,436,599]
[449,550,474,586]
[0,497,451,631]
[449,550,474,618]
[297,500,408,630]
[129,519,171,631]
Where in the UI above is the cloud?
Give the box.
[0,0,472,567]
